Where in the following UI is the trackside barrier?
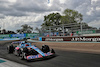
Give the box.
[0,33,39,40]
[0,38,20,41]
[39,37,42,41]
[40,36,100,42]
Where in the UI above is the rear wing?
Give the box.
[11,41,25,44]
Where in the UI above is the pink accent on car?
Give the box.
[16,47,19,50]
[27,56,29,59]
[44,53,48,56]
[38,54,43,58]
[33,47,37,49]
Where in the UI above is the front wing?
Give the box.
[26,52,55,60]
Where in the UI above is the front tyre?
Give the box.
[42,45,50,53]
[20,52,26,60]
[51,49,55,54]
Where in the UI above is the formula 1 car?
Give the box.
[7,41,55,60]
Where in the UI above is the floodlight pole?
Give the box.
[81,22,83,36]
[2,22,5,34]
[0,27,1,33]
[49,26,51,36]
[62,25,64,36]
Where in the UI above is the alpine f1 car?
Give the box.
[7,41,55,60]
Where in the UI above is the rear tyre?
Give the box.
[7,45,14,53]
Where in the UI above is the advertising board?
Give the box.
[26,33,39,37]
[11,34,26,38]
[76,30,96,34]
[0,34,10,38]
[0,33,39,40]
[41,36,100,42]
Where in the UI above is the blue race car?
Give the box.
[7,41,55,60]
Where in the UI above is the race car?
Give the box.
[7,41,55,60]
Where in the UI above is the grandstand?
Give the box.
[41,23,99,37]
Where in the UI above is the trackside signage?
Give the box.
[71,37,100,42]
[0,34,10,38]
[45,38,63,41]
[43,32,59,36]
[0,33,39,39]
[26,33,39,37]
[42,36,100,42]
[76,30,96,34]
[11,34,26,37]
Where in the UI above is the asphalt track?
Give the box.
[1,41,100,67]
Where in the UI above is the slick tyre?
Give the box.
[51,49,55,54]
[7,45,14,53]
[23,47,28,52]
[42,45,50,53]
[20,52,25,60]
